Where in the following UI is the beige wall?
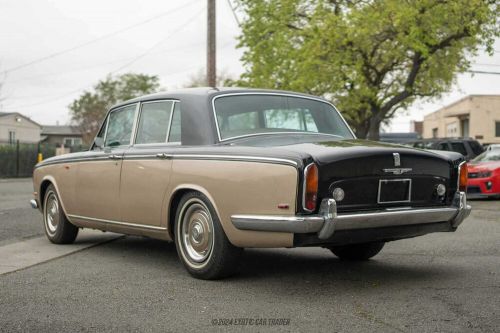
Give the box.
[423,95,500,144]
[0,114,41,143]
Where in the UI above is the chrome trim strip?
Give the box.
[171,154,298,167]
[67,214,167,231]
[35,154,298,168]
[211,92,357,142]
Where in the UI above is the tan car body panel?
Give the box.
[33,158,298,248]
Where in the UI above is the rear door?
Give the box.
[119,100,181,227]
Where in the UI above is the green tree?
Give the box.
[235,0,499,139]
[69,73,160,144]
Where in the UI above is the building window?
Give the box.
[8,130,16,144]
[63,137,82,146]
[432,128,438,138]
[496,121,500,137]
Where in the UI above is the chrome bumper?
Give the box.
[231,191,471,240]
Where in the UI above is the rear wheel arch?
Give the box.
[167,185,222,240]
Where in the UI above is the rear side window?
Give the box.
[468,140,483,155]
[437,143,448,150]
[450,142,467,156]
[105,104,137,147]
[135,101,174,144]
[168,102,181,142]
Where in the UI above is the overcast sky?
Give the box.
[0,0,499,132]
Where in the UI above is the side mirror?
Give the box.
[93,137,104,150]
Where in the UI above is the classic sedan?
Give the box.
[467,149,500,198]
[31,88,471,279]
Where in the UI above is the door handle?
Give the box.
[156,153,172,159]
[108,154,122,160]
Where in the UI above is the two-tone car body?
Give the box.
[31,88,471,279]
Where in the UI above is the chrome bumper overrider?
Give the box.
[30,199,38,209]
[231,192,471,240]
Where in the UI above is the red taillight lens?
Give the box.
[459,162,468,192]
[303,163,318,211]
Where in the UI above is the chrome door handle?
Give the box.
[108,154,122,160]
[156,153,172,159]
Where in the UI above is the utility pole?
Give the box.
[207,0,216,87]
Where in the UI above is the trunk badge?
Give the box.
[383,153,412,174]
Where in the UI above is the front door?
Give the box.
[75,103,138,221]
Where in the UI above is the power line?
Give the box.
[472,62,500,67]
[111,7,205,74]
[4,9,206,112]
[1,0,198,75]
[226,0,241,27]
[467,70,500,75]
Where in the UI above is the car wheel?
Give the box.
[43,184,79,244]
[174,191,243,280]
[328,242,385,261]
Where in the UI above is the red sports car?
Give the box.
[467,150,500,198]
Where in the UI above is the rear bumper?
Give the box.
[231,191,471,241]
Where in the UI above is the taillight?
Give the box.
[303,163,318,212]
[458,162,468,192]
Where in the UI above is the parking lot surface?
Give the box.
[0,179,499,332]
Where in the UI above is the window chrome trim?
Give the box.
[166,101,177,143]
[211,92,357,142]
[67,214,167,231]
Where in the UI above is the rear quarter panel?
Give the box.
[166,159,298,248]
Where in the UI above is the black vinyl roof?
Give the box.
[109,87,332,146]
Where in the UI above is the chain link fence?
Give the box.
[0,141,88,178]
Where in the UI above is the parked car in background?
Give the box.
[413,138,484,160]
[30,88,471,279]
[378,132,421,145]
[467,150,500,199]
[485,144,500,152]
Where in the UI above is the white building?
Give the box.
[0,112,42,144]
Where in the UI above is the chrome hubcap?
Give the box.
[45,192,59,234]
[180,200,214,264]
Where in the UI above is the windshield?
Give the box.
[473,150,500,162]
[213,94,355,141]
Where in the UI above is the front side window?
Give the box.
[213,94,353,141]
[105,104,137,147]
[135,101,173,144]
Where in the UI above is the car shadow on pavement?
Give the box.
[95,236,462,292]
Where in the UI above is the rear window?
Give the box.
[213,94,354,141]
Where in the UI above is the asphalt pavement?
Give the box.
[0,178,499,332]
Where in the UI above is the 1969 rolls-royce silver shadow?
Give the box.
[31,88,471,279]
